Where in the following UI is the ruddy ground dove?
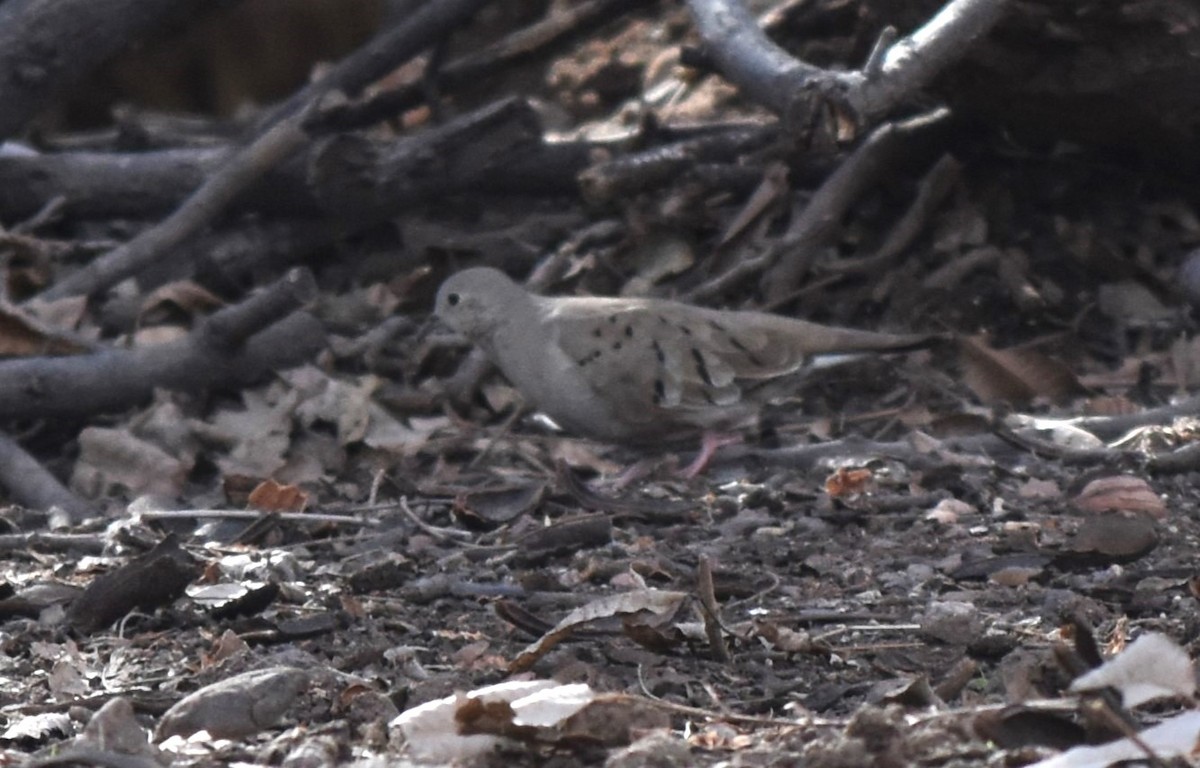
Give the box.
[435,267,935,448]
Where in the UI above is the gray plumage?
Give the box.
[435,267,932,443]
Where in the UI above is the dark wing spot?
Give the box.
[592,328,602,338]
[576,350,602,367]
[608,315,618,324]
[657,315,669,324]
[679,325,692,336]
[653,379,665,405]
[612,341,623,351]
[727,335,765,367]
[691,347,714,386]
[624,325,634,338]
[652,340,665,363]
[708,319,727,332]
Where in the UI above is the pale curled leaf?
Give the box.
[509,589,687,673]
[391,680,667,762]
[1027,710,1200,768]
[1005,415,1104,451]
[390,680,560,762]
[1069,633,1194,707]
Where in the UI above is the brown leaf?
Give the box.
[247,478,309,512]
[957,335,1084,404]
[1081,394,1140,416]
[0,302,87,356]
[139,280,225,325]
[717,161,789,247]
[824,467,874,498]
[71,427,189,498]
[453,483,545,528]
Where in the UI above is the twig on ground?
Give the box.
[696,556,731,662]
[0,431,94,521]
[823,154,962,276]
[0,532,106,554]
[136,509,376,527]
[760,109,951,300]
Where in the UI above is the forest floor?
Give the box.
[3,2,1199,766]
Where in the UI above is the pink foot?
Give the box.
[611,458,657,489]
[680,432,743,478]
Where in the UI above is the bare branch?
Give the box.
[0,270,324,420]
[686,0,1011,131]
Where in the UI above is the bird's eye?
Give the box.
[447,293,460,306]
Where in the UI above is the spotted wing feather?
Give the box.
[544,298,812,419]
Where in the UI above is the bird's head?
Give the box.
[435,267,529,341]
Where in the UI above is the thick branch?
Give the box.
[0,103,585,223]
[0,431,93,520]
[40,113,310,301]
[684,0,827,117]
[0,270,324,420]
[686,0,1010,129]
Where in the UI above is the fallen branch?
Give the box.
[685,0,1011,131]
[0,99,585,225]
[37,114,313,302]
[0,269,323,420]
[0,430,93,521]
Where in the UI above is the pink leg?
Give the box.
[610,457,657,489]
[680,432,743,478]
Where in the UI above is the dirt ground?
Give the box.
[1,1,1199,766]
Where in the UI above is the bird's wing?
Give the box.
[543,297,811,414]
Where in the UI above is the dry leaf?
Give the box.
[717,161,788,247]
[247,479,309,512]
[72,427,189,497]
[0,301,87,356]
[509,589,687,673]
[1069,633,1194,707]
[958,336,1084,404]
[139,281,224,325]
[1026,711,1200,768]
[391,680,667,762]
[926,498,974,524]
[824,467,874,497]
[1067,514,1158,561]
[620,232,695,296]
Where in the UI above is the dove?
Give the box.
[435,267,935,463]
